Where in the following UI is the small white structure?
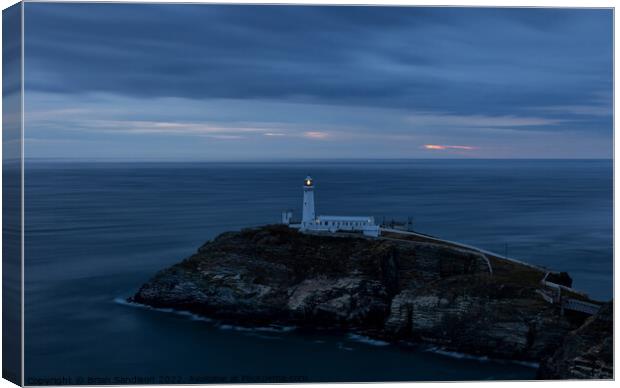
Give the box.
[282,176,380,237]
[281,211,293,225]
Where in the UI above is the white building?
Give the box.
[282,176,380,237]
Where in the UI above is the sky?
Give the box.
[23,4,613,160]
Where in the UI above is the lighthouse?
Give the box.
[283,175,380,237]
[302,176,316,227]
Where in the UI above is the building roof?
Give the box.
[317,215,373,222]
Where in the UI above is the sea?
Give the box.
[23,159,613,383]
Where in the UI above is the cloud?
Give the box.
[407,113,563,128]
[204,135,245,140]
[535,105,612,117]
[24,4,612,117]
[20,5,613,159]
[122,122,290,140]
[303,131,329,140]
[424,144,476,151]
[84,120,268,135]
[28,114,287,138]
[22,90,613,159]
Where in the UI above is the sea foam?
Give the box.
[114,297,298,331]
[424,346,539,368]
[347,333,390,346]
[113,297,212,322]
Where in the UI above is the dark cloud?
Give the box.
[3,3,22,98]
[24,4,612,121]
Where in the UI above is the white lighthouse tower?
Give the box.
[301,175,316,227]
[283,175,380,237]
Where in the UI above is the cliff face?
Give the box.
[132,225,607,374]
[538,302,613,379]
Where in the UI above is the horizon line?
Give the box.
[23,157,614,163]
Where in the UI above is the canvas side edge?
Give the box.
[2,2,24,386]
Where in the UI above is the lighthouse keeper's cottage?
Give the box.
[282,176,380,237]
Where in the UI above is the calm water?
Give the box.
[24,160,613,383]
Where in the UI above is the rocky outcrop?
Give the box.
[538,302,613,379]
[379,271,579,360]
[287,277,389,326]
[131,225,610,378]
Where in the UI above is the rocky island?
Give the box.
[131,225,612,379]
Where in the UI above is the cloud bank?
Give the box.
[23,4,613,159]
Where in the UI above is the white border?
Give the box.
[0,2,616,388]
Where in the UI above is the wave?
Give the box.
[113,297,212,322]
[217,323,296,333]
[114,297,296,332]
[347,333,390,346]
[424,346,539,368]
[337,342,354,351]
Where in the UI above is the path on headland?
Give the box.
[380,227,546,272]
[379,227,602,316]
[379,230,495,274]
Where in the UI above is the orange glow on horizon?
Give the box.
[424,144,476,151]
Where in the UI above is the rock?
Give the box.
[131,225,609,375]
[538,302,613,379]
[384,290,415,335]
[287,277,389,326]
[384,281,572,360]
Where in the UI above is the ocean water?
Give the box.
[24,159,612,383]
